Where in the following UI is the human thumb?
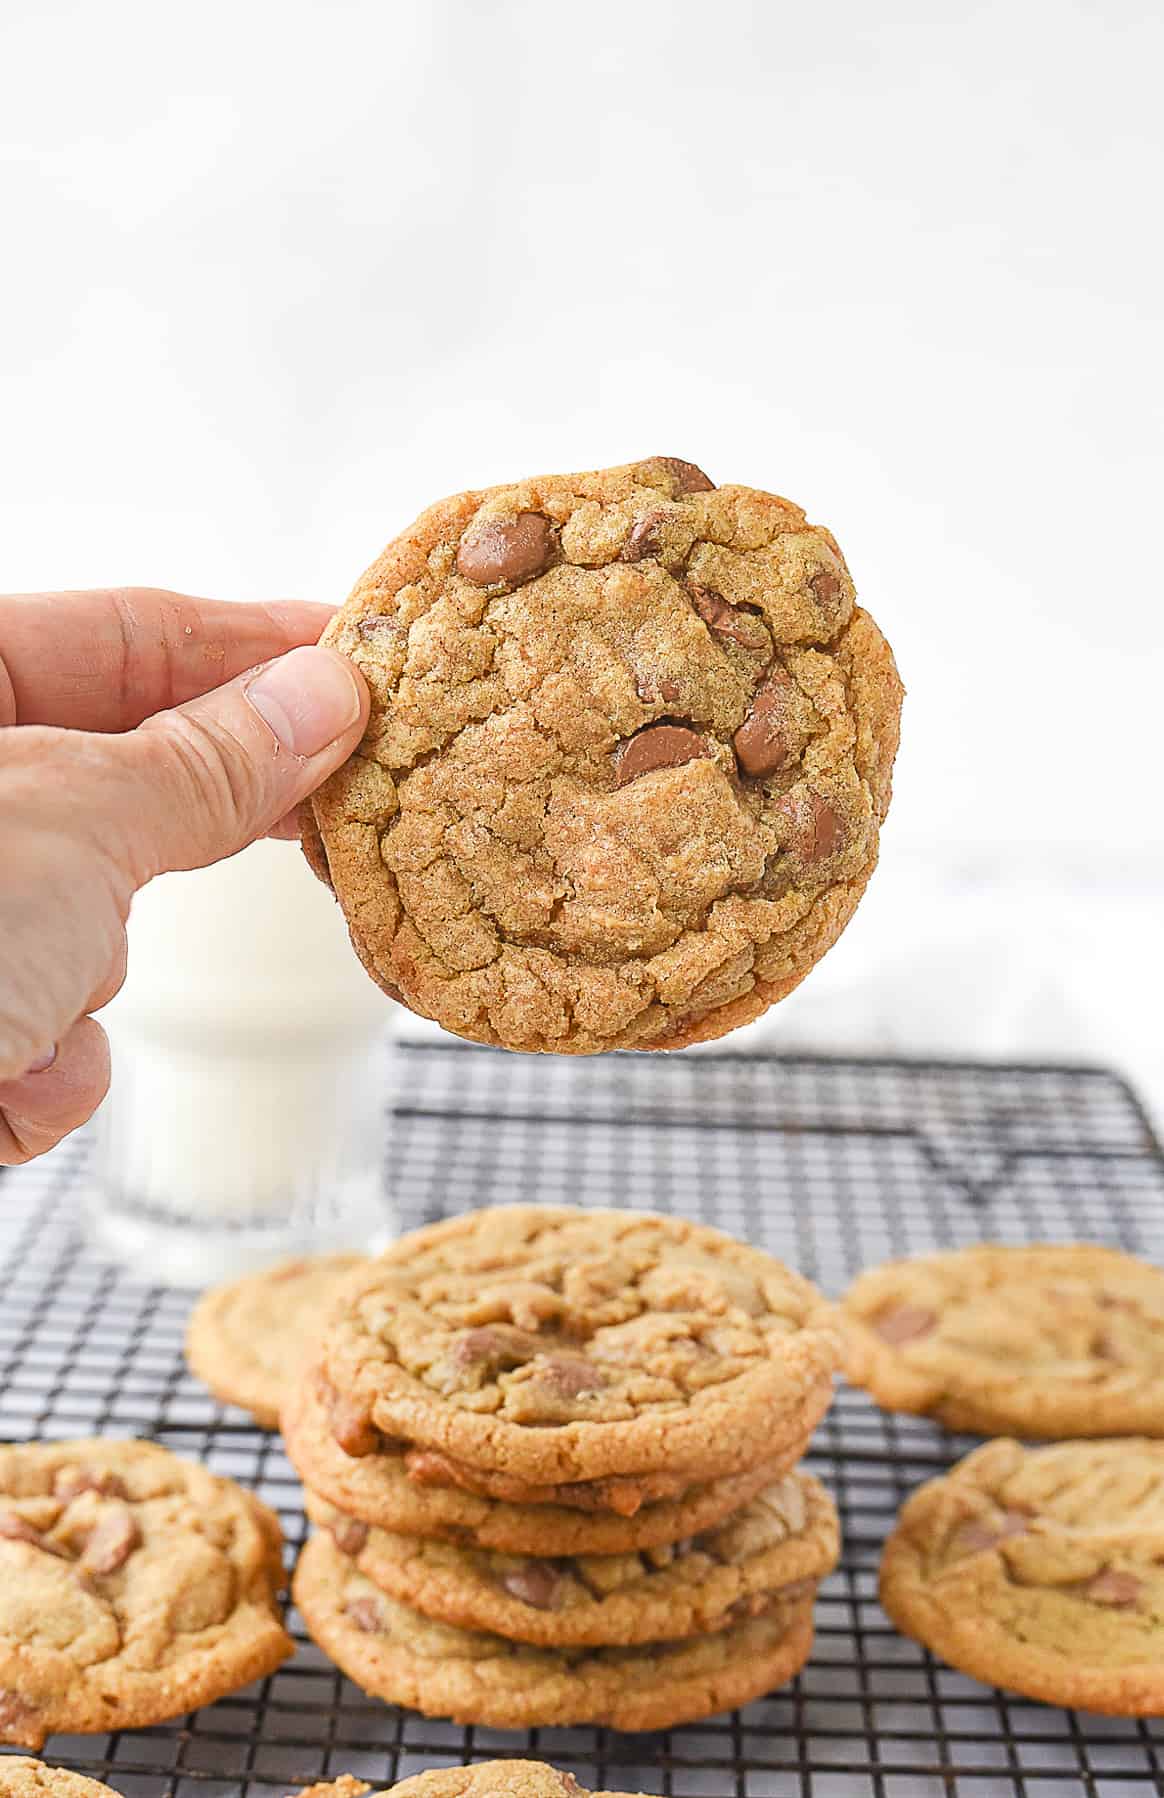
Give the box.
[113,645,369,881]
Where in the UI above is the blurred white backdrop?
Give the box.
[1,2,1161,1107]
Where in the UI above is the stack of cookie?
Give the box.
[283,1204,843,1731]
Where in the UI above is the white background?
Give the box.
[1,2,1161,1110]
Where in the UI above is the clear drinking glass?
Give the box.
[89,837,396,1285]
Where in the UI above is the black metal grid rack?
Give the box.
[2,1043,1163,1798]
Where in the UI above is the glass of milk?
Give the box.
[89,837,397,1286]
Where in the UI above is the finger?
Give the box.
[0,588,336,731]
[87,934,129,1016]
[266,803,308,842]
[0,1016,110,1166]
[112,645,370,882]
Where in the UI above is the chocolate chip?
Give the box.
[622,510,667,561]
[734,668,803,777]
[656,457,715,495]
[357,615,406,639]
[555,1776,587,1798]
[1085,1568,1142,1608]
[537,1356,603,1400]
[614,723,711,786]
[344,1596,387,1633]
[954,1510,1031,1556]
[688,583,769,652]
[810,568,843,614]
[453,1324,537,1369]
[329,1392,381,1458]
[635,676,682,705]
[0,1512,45,1546]
[500,1559,565,1610]
[777,789,845,863]
[54,1467,129,1502]
[456,513,555,587]
[873,1304,937,1346]
[82,1505,141,1575]
[331,1516,369,1557]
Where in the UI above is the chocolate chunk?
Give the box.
[344,1596,387,1633]
[954,1509,1031,1556]
[1085,1568,1142,1608]
[537,1356,603,1400]
[614,723,710,786]
[330,1515,369,1557]
[501,1559,565,1610]
[82,1505,141,1575]
[873,1303,937,1346]
[329,1391,381,1458]
[656,457,715,495]
[734,668,803,777]
[55,1467,129,1502]
[777,789,845,863]
[622,510,667,561]
[688,584,769,652]
[456,513,555,587]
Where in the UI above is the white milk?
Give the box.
[91,838,396,1285]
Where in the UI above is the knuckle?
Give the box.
[138,711,261,849]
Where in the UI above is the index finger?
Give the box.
[0,588,337,732]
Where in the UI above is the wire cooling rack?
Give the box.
[1,1043,1163,1798]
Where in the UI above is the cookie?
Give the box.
[309,1470,838,1646]
[880,1437,1164,1714]
[290,1767,648,1798]
[293,1532,816,1731]
[0,1765,120,1798]
[186,1254,365,1428]
[306,456,902,1053]
[319,1206,841,1488]
[0,1439,292,1749]
[843,1243,1164,1437]
[285,1376,811,1553]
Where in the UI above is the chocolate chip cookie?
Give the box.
[186,1253,365,1428]
[0,1765,120,1798]
[308,1470,837,1645]
[306,456,903,1052]
[291,1765,648,1798]
[319,1206,841,1488]
[285,1376,811,1554]
[880,1437,1164,1714]
[843,1243,1164,1437]
[293,1531,817,1731]
[0,1439,292,1748]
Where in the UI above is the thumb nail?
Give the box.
[245,646,363,757]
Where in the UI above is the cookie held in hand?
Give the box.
[305,456,902,1052]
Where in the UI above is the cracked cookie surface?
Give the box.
[285,1376,810,1553]
[318,1206,841,1487]
[0,1439,292,1748]
[187,1254,365,1429]
[291,1762,650,1798]
[843,1243,1164,1437]
[880,1437,1164,1714]
[0,1764,120,1798]
[310,1470,837,1646]
[293,1532,816,1730]
[307,456,902,1052]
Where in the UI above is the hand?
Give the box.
[0,587,369,1164]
